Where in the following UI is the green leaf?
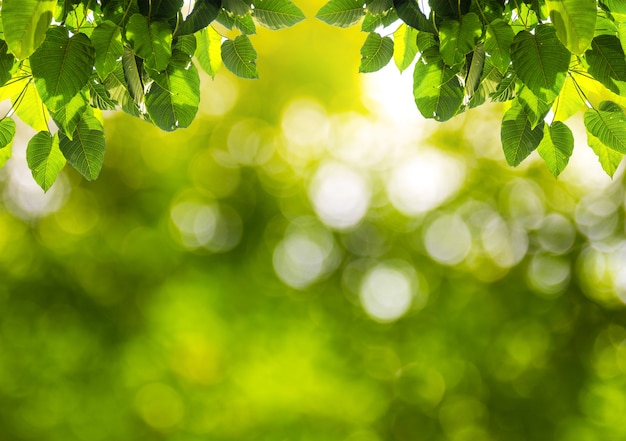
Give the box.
[316,0,365,28]
[361,9,398,32]
[0,40,17,86]
[501,101,545,166]
[138,0,184,19]
[587,129,623,177]
[510,25,570,103]
[601,0,626,14]
[26,131,65,191]
[367,0,393,14]
[490,66,516,102]
[223,0,251,15]
[87,75,118,111]
[584,101,626,153]
[59,111,106,181]
[221,35,259,79]
[50,92,88,139]
[552,75,586,122]
[546,0,596,54]
[176,0,221,36]
[145,51,201,131]
[0,144,12,168]
[1,0,56,59]
[516,85,552,129]
[413,57,464,121]
[122,47,145,106]
[195,26,223,78]
[537,121,574,176]
[103,0,140,26]
[91,21,124,79]
[252,0,306,30]
[585,35,626,95]
[125,14,172,71]
[469,56,502,108]
[0,117,16,149]
[6,68,51,132]
[465,43,485,98]
[485,19,514,74]
[103,62,141,116]
[217,8,257,34]
[359,32,394,73]
[439,12,482,67]
[29,27,95,112]
[393,0,435,33]
[429,0,470,18]
[393,24,419,72]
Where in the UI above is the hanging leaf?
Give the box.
[59,111,106,181]
[221,35,259,79]
[393,0,435,33]
[145,51,201,131]
[125,14,172,71]
[0,117,16,149]
[0,145,12,168]
[50,92,88,139]
[252,0,306,30]
[361,9,398,32]
[501,101,545,166]
[469,57,502,108]
[223,0,251,15]
[138,0,184,19]
[367,0,393,14]
[195,26,223,78]
[0,41,17,87]
[537,121,574,176]
[515,86,552,129]
[585,35,626,95]
[30,26,95,112]
[316,0,365,28]
[217,8,257,34]
[413,57,464,121]
[546,0,596,55]
[429,0,470,18]
[393,24,418,72]
[1,0,56,59]
[584,101,626,154]
[176,0,222,36]
[551,75,586,122]
[122,47,145,106]
[587,130,624,177]
[359,32,394,73]
[87,75,118,111]
[510,25,570,103]
[26,131,66,191]
[8,75,50,132]
[439,12,482,67]
[91,21,124,79]
[465,43,485,98]
[490,66,516,102]
[484,19,514,74]
[103,0,141,26]
[103,62,141,116]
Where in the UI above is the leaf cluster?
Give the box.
[0,0,304,190]
[317,0,626,177]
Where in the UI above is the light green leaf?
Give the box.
[485,19,514,74]
[469,57,503,108]
[50,92,88,139]
[316,0,365,28]
[601,0,626,14]
[393,0,435,33]
[413,57,464,121]
[516,85,552,129]
[145,51,201,131]
[252,0,306,30]
[195,26,223,78]
[465,43,485,98]
[0,145,12,168]
[510,24,570,103]
[501,101,545,166]
[125,14,172,71]
[585,35,626,95]
[221,35,259,79]
[6,66,50,132]
[102,0,140,26]
[1,0,56,59]
[26,131,65,191]
[30,27,95,112]
[584,101,626,153]
[59,111,106,181]
[490,66,516,102]
[0,117,16,149]
[359,32,394,73]
[552,75,586,122]
[546,0,596,54]
[176,0,221,36]
[87,75,117,111]
[393,24,419,72]
[439,12,482,67]
[122,47,144,106]
[91,21,124,79]
[537,121,574,176]
[587,129,623,177]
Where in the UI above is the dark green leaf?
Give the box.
[176,0,221,36]
[485,19,514,74]
[103,62,141,116]
[59,111,106,180]
[501,101,545,166]
[367,0,392,14]
[26,131,65,191]
[221,35,259,79]
[585,35,626,95]
[121,47,145,106]
[359,32,394,73]
[469,56,502,108]
[103,0,140,26]
[217,8,257,34]
[138,0,184,18]
[428,0,470,18]
[439,12,482,67]
[0,40,16,87]
[361,9,398,32]
[537,121,574,176]
[252,0,305,30]
[393,0,434,33]
[126,14,172,71]
[584,101,626,154]
[223,0,251,15]
[91,21,124,79]
[30,27,95,111]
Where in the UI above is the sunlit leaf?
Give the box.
[50,92,88,139]
[546,0,596,54]
[316,0,365,28]
[393,24,418,72]
[91,21,124,79]
[516,85,551,129]
[465,43,485,99]
[195,26,223,78]
[537,121,574,176]
[485,19,514,74]
[125,14,172,71]
[1,0,56,59]
[26,131,65,191]
[552,75,585,122]
[359,32,393,73]
[439,12,482,67]
[584,101,626,154]
[413,57,464,121]
[587,129,623,177]
[0,117,16,149]
[252,0,305,30]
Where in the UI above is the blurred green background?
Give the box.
[2,2,626,440]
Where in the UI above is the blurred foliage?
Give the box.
[1,1,626,441]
